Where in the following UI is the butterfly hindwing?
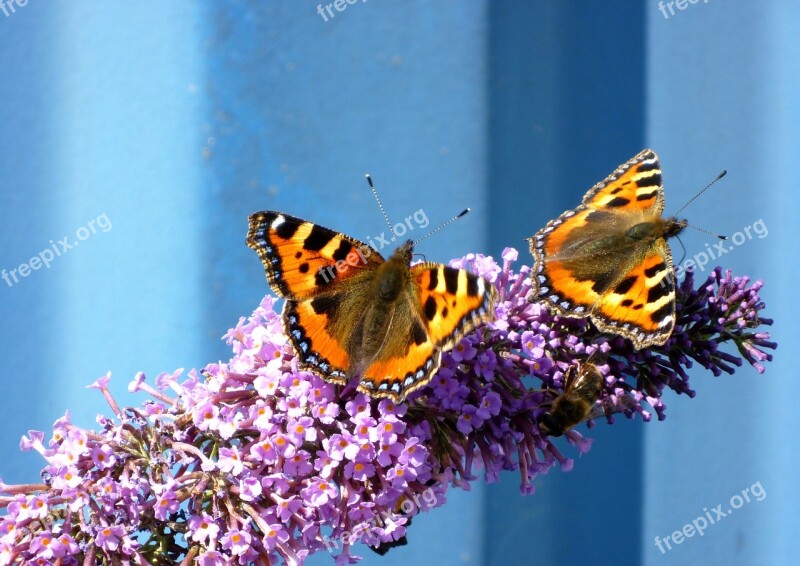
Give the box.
[283,296,352,384]
[413,264,496,345]
[246,211,384,301]
[592,239,676,348]
[358,264,497,400]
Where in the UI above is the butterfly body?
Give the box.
[247,211,496,401]
[539,363,604,437]
[530,149,684,349]
[342,241,416,374]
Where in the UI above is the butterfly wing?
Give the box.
[581,149,664,214]
[530,207,637,315]
[591,238,677,348]
[247,211,383,383]
[246,211,384,301]
[529,149,675,348]
[357,264,497,400]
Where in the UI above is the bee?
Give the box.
[538,363,605,437]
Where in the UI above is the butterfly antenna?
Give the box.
[673,169,727,216]
[684,223,727,240]
[365,174,397,241]
[413,208,470,246]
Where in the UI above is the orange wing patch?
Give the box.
[283,299,350,384]
[582,149,664,214]
[359,340,438,400]
[413,264,497,346]
[246,211,383,301]
[592,241,676,348]
[357,264,497,400]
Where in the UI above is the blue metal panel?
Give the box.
[1,1,791,565]
[0,1,209,479]
[486,4,645,565]
[0,1,62,482]
[644,1,796,564]
[204,3,490,564]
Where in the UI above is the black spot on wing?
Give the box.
[424,296,437,321]
[294,251,302,259]
[621,299,634,307]
[411,320,427,346]
[443,267,459,294]
[644,262,666,278]
[636,172,662,188]
[591,269,620,295]
[647,282,671,303]
[650,302,672,323]
[614,275,638,295]
[442,306,449,319]
[311,295,339,315]
[606,197,631,207]
[275,219,300,240]
[636,190,659,202]
[427,269,438,291]
[466,274,479,297]
[637,160,659,173]
[304,225,335,252]
[332,240,352,262]
[315,267,336,287]
[299,262,309,274]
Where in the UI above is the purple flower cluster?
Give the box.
[0,250,774,564]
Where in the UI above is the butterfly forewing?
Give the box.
[247,211,384,301]
[582,149,664,214]
[358,264,497,400]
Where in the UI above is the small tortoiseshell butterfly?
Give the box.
[529,149,686,349]
[247,211,497,401]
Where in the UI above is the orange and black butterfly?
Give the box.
[529,149,687,349]
[246,211,497,402]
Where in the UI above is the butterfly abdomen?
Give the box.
[349,241,418,369]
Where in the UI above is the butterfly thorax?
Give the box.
[350,240,415,370]
[374,240,415,301]
[626,216,687,243]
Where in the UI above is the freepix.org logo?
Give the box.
[321,486,438,553]
[316,0,369,23]
[2,213,113,288]
[653,480,766,554]
[0,0,28,18]
[316,208,429,284]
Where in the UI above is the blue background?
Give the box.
[0,1,794,565]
